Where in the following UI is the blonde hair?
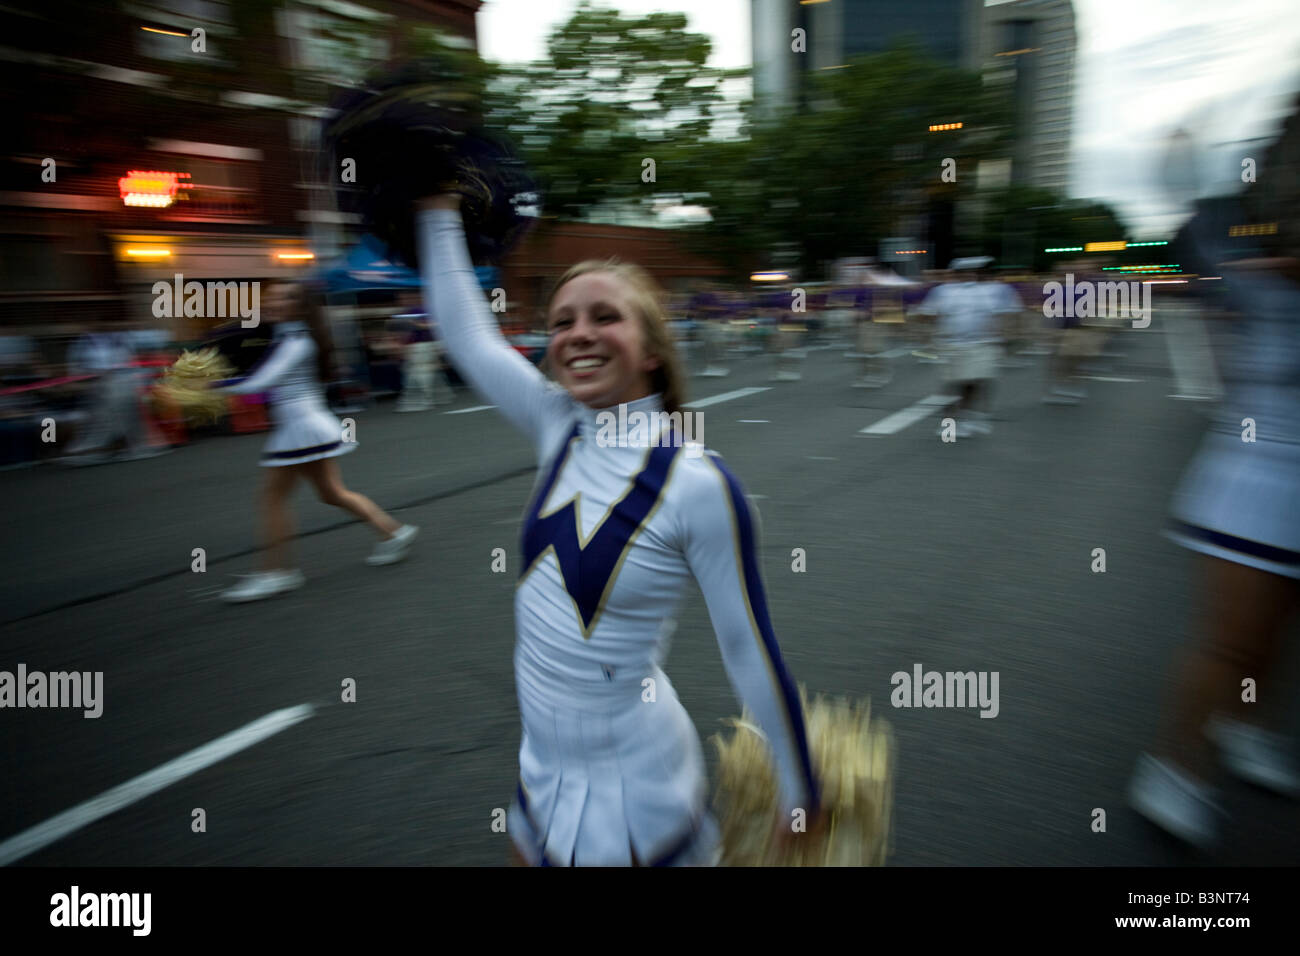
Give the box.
[544,259,687,417]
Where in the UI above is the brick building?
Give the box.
[2,0,725,358]
[0,0,481,344]
[499,219,729,326]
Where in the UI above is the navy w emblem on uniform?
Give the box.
[521,425,680,637]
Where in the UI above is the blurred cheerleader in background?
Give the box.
[216,280,418,603]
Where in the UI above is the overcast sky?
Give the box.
[477,0,1300,237]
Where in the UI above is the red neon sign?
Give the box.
[119,170,192,208]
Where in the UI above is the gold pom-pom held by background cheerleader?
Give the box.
[151,347,234,426]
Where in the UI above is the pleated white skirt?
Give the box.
[507,662,720,866]
[1167,429,1300,578]
[260,400,357,467]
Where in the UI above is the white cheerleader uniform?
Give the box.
[418,209,820,866]
[1166,268,1300,578]
[217,321,356,467]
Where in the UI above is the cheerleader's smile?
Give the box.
[547,271,660,409]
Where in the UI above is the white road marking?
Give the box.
[444,405,497,415]
[187,585,228,598]
[806,456,838,461]
[684,387,771,409]
[0,704,315,865]
[737,419,770,423]
[1081,375,1141,382]
[860,394,958,435]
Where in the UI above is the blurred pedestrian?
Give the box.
[1042,261,1100,404]
[916,257,1011,435]
[215,280,417,603]
[62,319,159,464]
[854,287,895,388]
[395,291,439,411]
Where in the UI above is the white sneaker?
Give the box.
[367,524,419,566]
[1128,753,1224,849]
[1206,717,1300,799]
[222,569,305,604]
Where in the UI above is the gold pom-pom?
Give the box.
[711,688,894,866]
[152,347,235,424]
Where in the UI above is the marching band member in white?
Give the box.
[418,194,822,866]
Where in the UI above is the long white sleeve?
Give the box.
[216,333,311,395]
[679,453,821,817]
[417,208,573,458]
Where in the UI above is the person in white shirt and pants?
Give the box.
[915,257,1022,437]
[64,324,153,463]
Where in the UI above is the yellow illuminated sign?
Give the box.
[1228,223,1277,237]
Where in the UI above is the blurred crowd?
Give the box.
[0,262,1154,469]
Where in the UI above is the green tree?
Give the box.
[679,43,1011,280]
[484,1,744,219]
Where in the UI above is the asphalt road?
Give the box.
[3,300,1298,866]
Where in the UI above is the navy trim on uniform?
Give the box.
[262,441,341,460]
[647,821,706,867]
[1170,521,1300,566]
[510,783,553,866]
[710,454,821,814]
[524,422,579,520]
[515,789,705,867]
[521,423,681,632]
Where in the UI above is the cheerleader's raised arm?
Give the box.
[416,203,574,460]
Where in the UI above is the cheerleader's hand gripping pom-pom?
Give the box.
[153,347,235,424]
[323,59,539,268]
[711,687,894,866]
